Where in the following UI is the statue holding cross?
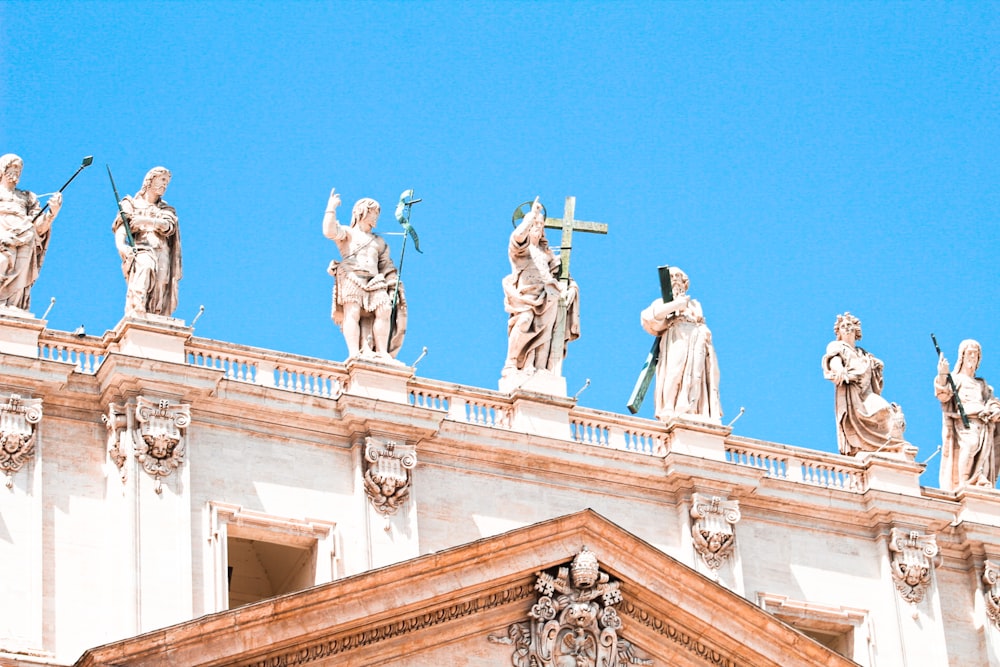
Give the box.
[500,196,608,395]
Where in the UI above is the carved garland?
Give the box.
[888,528,939,604]
[690,494,741,570]
[363,436,416,517]
[488,547,652,667]
[0,393,42,487]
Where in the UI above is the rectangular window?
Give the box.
[208,502,338,611]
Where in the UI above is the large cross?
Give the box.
[544,196,609,378]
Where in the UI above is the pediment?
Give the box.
[75,509,856,666]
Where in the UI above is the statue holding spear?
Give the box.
[0,154,92,311]
[323,188,419,362]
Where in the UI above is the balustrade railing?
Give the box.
[725,437,867,493]
[37,331,106,374]
[568,407,668,455]
[29,329,869,495]
[187,338,347,399]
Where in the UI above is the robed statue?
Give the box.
[0,154,62,311]
[113,167,182,318]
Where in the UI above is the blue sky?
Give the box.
[2,1,997,486]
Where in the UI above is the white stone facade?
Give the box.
[2,316,1000,666]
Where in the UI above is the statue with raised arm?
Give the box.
[323,188,405,360]
[113,167,182,318]
[0,154,62,311]
[935,340,1000,490]
[501,198,579,378]
[639,267,721,423]
[822,312,907,456]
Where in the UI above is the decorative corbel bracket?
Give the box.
[131,396,191,494]
[103,402,129,483]
[889,528,939,605]
[984,560,1000,628]
[363,436,416,519]
[0,393,42,488]
[488,547,651,666]
[691,493,741,570]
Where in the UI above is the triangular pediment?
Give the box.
[75,510,856,666]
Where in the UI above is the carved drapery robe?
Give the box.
[640,298,721,422]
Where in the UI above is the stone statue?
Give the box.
[639,267,721,423]
[821,312,907,456]
[113,167,182,318]
[323,188,405,360]
[501,198,579,377]
[935,339,1000,490]
[0,154,62,311]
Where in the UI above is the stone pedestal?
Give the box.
[499,369,567,397]
[0,308,45,358]
[107,316,190,364]
[510,390,574,440]
[861,452,924,497]
[664,418,731,461]
[345,358,413,404]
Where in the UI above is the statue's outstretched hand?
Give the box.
[327,188,341,212]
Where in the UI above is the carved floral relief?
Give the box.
[489,547,651,667]
[690,494,741,570]
[889,528,939,604]
[363,436,415,516]
[0,393,42,487]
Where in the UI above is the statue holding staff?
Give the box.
[0,154,62,311]
[112,167,182,318]
[323,188,406,360]
[935,339,1000,490]
[639,266,721,423]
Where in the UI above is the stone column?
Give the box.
[105,395,193,634]
[0,394,44,654]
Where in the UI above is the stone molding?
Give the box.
[690,493,741,570]
[363,435,416,516]
[0,393,42,487]
[619,600,735,667]
[488,547,652,667]
[241,583,535,667]
[888,528,939,604]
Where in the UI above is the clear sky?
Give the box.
[1,1,997,486]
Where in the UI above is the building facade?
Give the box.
[1,313,1000,666]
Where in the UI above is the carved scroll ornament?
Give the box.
[0,393,42,487]
[984,560,1000,628]
[690,494,741,570]
[130,396,190,493]
[489,547,651,667]
[889,528,939,604]
[363,436,415,516]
